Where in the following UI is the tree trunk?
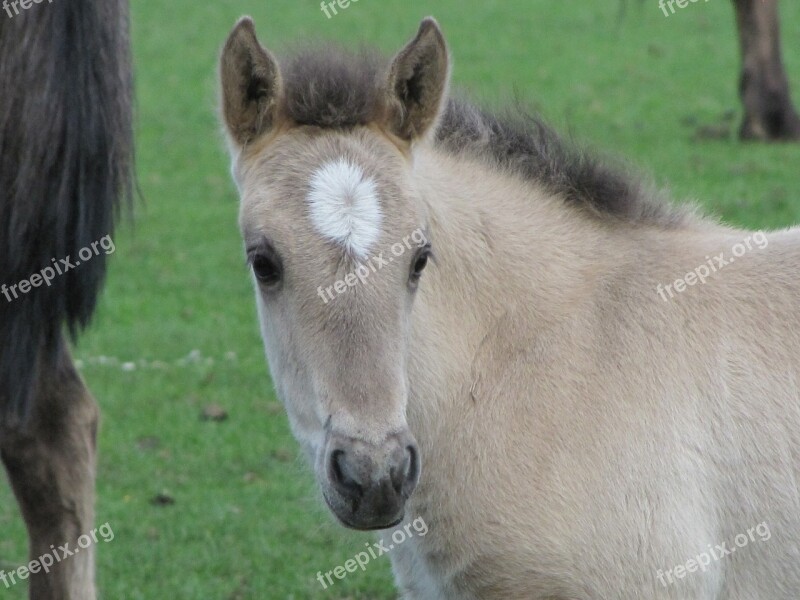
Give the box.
[734,0,800,141]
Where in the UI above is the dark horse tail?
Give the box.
[0,1,133,425]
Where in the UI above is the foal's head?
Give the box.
[220,17,449,530]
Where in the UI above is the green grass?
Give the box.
[1,0,799,598]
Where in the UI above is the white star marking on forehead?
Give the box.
[307,158,382,259]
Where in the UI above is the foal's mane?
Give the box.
[280,46,694,229]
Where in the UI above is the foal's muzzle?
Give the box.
[322,430,420,530]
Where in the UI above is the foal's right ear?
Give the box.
[385,18,450,143]
[220,17,282,148]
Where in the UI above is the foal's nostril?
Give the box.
[329,449,363,500]
[391,444,420,496]
[390,454,407,495]
[405,444,419,490]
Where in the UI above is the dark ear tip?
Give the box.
[418,17,440,32]
[228,16,257,44]
[224,16,261,56]
[417,17,445,45]
[234,15,256,32]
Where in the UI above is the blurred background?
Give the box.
[1,0,798,598]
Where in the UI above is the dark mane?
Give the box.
[436,98,693,227]
[278,46,693,228]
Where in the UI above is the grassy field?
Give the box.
[1,0,799,598]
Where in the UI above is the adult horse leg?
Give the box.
[0,343,99,599]
[734,0,800,140]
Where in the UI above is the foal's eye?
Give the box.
[251,253,282,287]
[410,246,432,284]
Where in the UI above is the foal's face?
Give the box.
[237,130,429,529]
[220,16,449,530]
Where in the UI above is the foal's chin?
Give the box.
[322,490,407,531]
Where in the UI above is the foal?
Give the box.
[220,17,800,599]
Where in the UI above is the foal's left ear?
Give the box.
[219,17,282,148]
[386,18,450,143]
